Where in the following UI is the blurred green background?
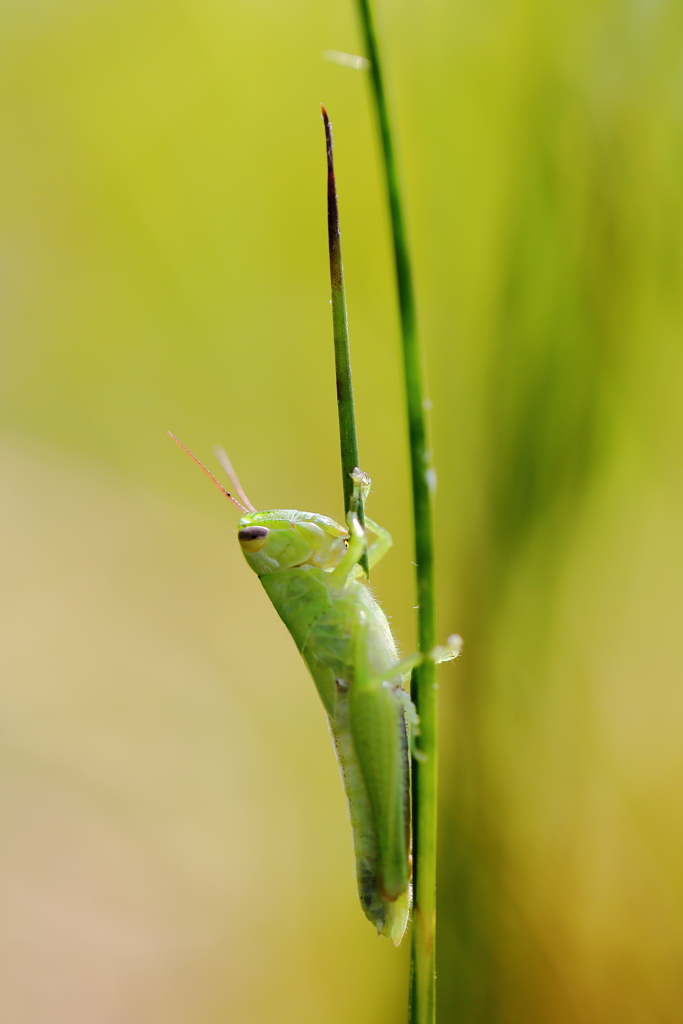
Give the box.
[1,1,682,1021]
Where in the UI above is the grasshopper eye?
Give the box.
[238,525,270,552]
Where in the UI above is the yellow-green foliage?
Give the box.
[1,1,682,1022]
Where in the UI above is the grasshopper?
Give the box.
[169,434,460,945]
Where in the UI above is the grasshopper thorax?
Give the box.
[237,509,348,576]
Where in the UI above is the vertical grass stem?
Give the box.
[353,2,438,1021]
[322,107,369,576]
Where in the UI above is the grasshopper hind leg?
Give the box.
[327,673,410,945]
[357,858,386,935]
[357,853,410,945]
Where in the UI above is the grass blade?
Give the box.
[353,2,438,1021]
[322,106,369,575]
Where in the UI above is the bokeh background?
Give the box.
[2,1,683,1021]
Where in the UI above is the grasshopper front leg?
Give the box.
[346,516,393,582]
[330,468,383,585]
[329,510,365,585]
[346,467,393,577]
[364,516,392,571]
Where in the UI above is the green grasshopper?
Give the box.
[169,433,460,945]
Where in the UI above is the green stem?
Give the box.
[353,3,437,1022]
[322,106,369,575]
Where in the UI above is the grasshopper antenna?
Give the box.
[168,432,250,513]
[213,446,256,512]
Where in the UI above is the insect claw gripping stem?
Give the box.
[350,467,371,511]
[330,511,365,584]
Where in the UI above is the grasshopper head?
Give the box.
[165,435,348,575]
[238,509,347,576]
